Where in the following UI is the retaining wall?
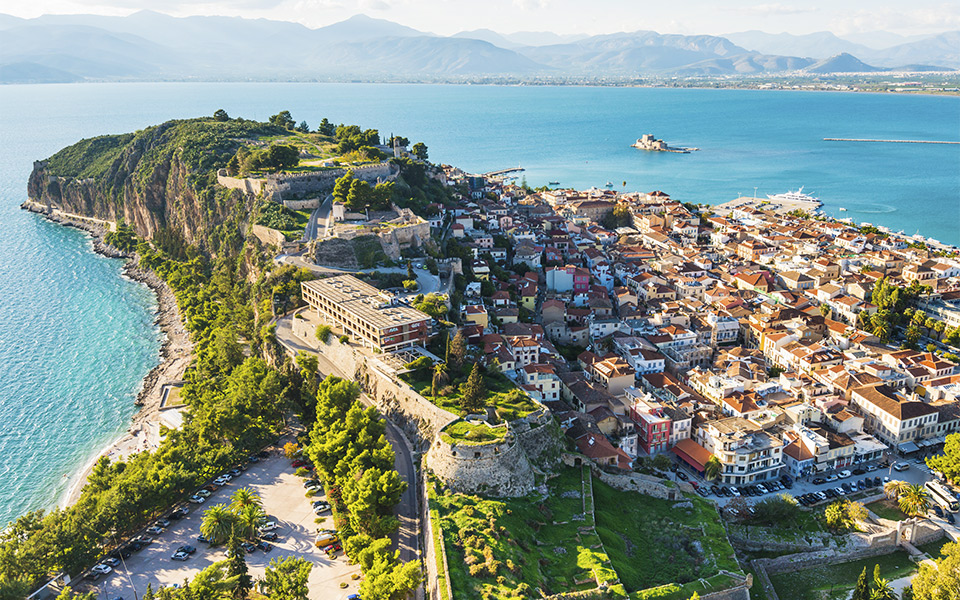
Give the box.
[563,453,679,500]
[216,170,265,195]
[283,198,320,210]
[251,224,286,247]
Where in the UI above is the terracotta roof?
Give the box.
[853,384,939,421]
[672,438,713,472]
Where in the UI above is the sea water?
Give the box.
[0,82,957,525]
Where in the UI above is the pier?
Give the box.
[482,167,525,178]
[824,138,960,145]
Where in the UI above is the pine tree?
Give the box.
[227,533,252,599]
[460,363,486,414]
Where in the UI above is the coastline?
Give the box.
[20,202,194,508]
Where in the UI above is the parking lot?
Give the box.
[86,439,361,599]
[672,454,938,508]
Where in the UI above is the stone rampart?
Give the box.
[283,198,320,210]
[563,453,679,500]
[251,224,286,247]
[426,433,535,497]
[265,162,395,199]
[217,170,265,195]
[512,408,564,469]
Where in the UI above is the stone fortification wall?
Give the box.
[512,408,564,469]
[217,170,265,195]
[265,162,394,199]
[426,434,535,497]
[283,198,320,210]
[251,224,286,247]
[563,453,679,500]
[291,315,458,445]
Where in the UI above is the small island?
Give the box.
[632,133,699,153]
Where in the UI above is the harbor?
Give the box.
[713,187,822,215]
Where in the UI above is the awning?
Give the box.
[672,438,712,473]
[898,441,920,454]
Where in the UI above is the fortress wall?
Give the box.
[426,434,536,497]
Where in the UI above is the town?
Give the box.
[260,138,960,599]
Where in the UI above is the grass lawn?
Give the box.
[768,550,917,600]
[917,537,950,558]
[430,468,618,599]
[867,498,909,521]
[592,476,740,592]
[440,420,508,445]
[402,368,538,421]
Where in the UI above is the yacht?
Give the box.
[766,186,820,203]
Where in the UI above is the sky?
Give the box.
[0,0,958,37]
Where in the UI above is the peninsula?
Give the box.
[11,109,960,600]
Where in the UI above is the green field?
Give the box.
[430,467,620,599]
[592,477,740,592]
[403,368,539,421]
[768,551,917,600]
[440,420,508,445]
[867,498,909,521]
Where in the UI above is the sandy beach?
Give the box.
[21,203,195,508]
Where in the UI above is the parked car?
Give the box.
[256,541,274,552]
[171,551,190,561]
[834,487,846,496]
[146,526,165,535]
[838,470,852,479]
[866,464,878,472]
[260,521,279,532]
[247,455,260,463]
[812,477,826,485]
[229,468,242,477]
[260,532,279,541]
[132,535,153,545]
[102,557,120,567]
[303,479,321,489]
[241,542,257,554]
[324,542,343,556]
[177,545,196,555]
[894,462,910,472]
[197,534,211,544]
[946,512,956,524]
[825,474,839,482]
[852,468,865,475]
[711,485,721,495]
[171,507,189,519]
[188,495,206,504]
[84,572,101,581]
[675,471,688,481]
[756,484,769,494]
[932,505,944,518]
[728,487,740,497]
[91,564,112,575]
[291,459,307,468]
[315,505,331,515]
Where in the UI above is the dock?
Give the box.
[824,138,960,145]
[483,167,525,178]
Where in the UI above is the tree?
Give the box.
[906,325,923,347]
[318,118,335,136]
[704,456,722,481]
[230,488,263,512]
[227,534,253,599]
[356,541,423,600]
[201,504,239,545]
[651,453,673,472]
[824,499,867,531]
[316,324,332,343]
[407,261,415,280]
[460,363,486,414]
[449,329,467,371]
[411,142,428,160]
[871,577,895,600]
[820,304,831,318]
[226,154,241,176]
[884,479,909,500]
[912,541,960,600]
[269,110,295,129]
[852,567,871,600]
[897,484,930,516]
[213,109,229,122]
[432,363,449,398]
[266,144,300,171]
[295,120,310,133]
[261,556,312,600]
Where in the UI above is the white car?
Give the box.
[196,489,212,498]
[260,521,279,532]
[188,495,206,504]
[91,564,112,575]
[213,476,231,485]
[893,462,910,472]
[838,470,852,479]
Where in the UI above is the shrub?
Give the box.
[283,442,300,459]
[295,467,310,477]
[339,335,349,344]
[316,324,332,343]
[306,489,317,498]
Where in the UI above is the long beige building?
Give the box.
[301,275,430,352]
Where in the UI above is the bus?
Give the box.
[925,481,959,512]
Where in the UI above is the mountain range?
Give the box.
[0,11,956,83]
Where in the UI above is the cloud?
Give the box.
[512,0,550,10]
[727,3,818,16]
[361,0,390,9]
[830,5,960,34]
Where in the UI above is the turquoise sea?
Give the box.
[0,83,957,526]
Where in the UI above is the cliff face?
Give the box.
[27,118,280,249]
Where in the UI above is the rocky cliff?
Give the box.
[27,117,283,250]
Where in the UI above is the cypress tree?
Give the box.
[460,363,486,414]
[227,533,252,599]
[852,566,870,600]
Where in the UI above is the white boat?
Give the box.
[766,186,820,203]
[839,207,847,211]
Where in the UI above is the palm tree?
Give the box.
[704,456,722,482]
[873,315,892,342]
[432,363,449,398]
[235,503,266,540]
[870,577,896,600]
[201,504,238,545]
[884,479,908,500]
[898,484,930,517]
[230,487,262,512]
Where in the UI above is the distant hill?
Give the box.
[723,30,871,60]
[803,53,882,73]
[0,11,954,81]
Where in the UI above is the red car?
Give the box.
[323,542,342,555]
[291,459,307,468]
